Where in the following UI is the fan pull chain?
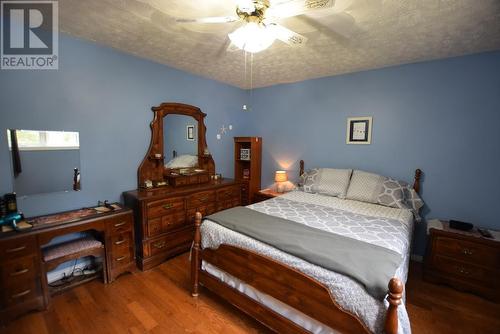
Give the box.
[250,53,254,106]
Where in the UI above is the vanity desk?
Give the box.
[124,103,242,270]
[0,206,135,324]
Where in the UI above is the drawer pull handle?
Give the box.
[12,289,31,299]
[152,241,166,249]
[114,239,126,245]
[199,196,209,202]
[6,245,26,253]
[462,248,473,255]
[115,256,127,262]
[457,267,470,275]
[162,203,174,209]
[114,221,127,228]
[10,268,29,276]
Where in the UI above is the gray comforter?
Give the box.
[206,206,402,299]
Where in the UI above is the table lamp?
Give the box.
[275,170,287,193]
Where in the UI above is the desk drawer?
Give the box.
[435,236,499,267]
[148,212,186,237]
[1,255,38,289]
[146,227,194,257]
[0,236,37,261]
[187,191,216,209]
[1,278,40,308]
[105,213,133,235]
[147,197,185,219]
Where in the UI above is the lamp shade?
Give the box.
[274,170,287,183]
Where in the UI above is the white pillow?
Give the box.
[165,155,198,168]
[303,168,353,198]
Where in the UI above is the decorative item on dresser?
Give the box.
[0,205,135,324]
[424,219,500,302]
[234,137,262,205]
[124,103,242,271]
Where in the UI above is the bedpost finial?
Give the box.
[195,212,202,226]
[415,169,422,179]
[299,160,305,177]
[388,277,403,305]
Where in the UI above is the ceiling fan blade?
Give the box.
[268,0,334,18]
[176,16,239,24]
[269,24,308,46]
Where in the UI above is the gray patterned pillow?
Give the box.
[347,171,422,211]
[403,187,425,221]
[301,168,352,198]
[377,178,408,209]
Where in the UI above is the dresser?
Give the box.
[0,207,135,323]
[424,220,500,302]
[123,179,241,271]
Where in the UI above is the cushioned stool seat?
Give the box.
[43,236,103,262]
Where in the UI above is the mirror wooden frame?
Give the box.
[137,103,215,188]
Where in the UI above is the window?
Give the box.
[7,129,79,151]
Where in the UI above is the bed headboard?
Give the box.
[298,160,422,194]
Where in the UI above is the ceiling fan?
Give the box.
[175,0,337,53]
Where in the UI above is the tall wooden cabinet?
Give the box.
[234,137,262,205]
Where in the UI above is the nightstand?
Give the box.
[424,219,500,302]
[253,188,283,203]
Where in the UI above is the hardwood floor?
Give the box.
[2,253,499,334]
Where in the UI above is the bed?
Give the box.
[191,161,422,334]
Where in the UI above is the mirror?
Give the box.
[7,129,81,196]
[137,103,215,188]
[163,114,198,169]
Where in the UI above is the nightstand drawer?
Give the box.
[433,255,497,285]
[435,236,499,267]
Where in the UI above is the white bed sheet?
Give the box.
[201,190,414,334]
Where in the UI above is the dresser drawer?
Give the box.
[187,204,216,223]
[147,197,185,219]
[147,212,186,237]
[105,213,133,235]
[146,227,194,256]
[1,255,38,289]
[435,236,499,267]
[0,236,37,261]
[217,185,241,202]
[433,255,497,285]
[187,191,216,209]
[217,199,241,212]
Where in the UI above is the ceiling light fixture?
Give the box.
[228,22,275,53]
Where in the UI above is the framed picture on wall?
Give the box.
[186,125,195,141]
[346,117,372,144]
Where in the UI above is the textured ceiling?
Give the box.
[59,0,500,88]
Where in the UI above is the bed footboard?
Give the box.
[191,212,403,334]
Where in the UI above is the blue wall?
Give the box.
[0,34,249,217]
[245,51,500,255]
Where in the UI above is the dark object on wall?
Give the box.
[73,168,81,191]
[9,129,22,177]
[449,219,474,231]
[234,137,262,205]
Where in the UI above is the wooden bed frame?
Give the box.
[191,161,422,334]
